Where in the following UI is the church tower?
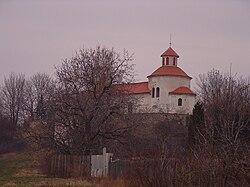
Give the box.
[161,47,179,66]
[146,46,196,114]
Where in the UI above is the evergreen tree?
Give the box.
[188,101,204,146]
[36,95,46,119]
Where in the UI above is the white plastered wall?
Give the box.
[169,94,196,114]
[147,76,191,112]
[132,93,151,113]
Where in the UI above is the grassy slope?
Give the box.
[0,151,126,187]
[0,151,95,187]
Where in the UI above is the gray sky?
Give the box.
[0,0,249,87]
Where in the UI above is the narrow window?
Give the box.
[173,57,176,66]
[162,58,165,66]
[152,88,155,98]
[128,103,132,113]
[178,98,182,106]
[166,57,169,65]
[156,87,160,97]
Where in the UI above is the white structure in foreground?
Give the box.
[124,46,196,114]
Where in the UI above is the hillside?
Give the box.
[0,151,96,187]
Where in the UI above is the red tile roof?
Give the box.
[115,82,150,95]
[169,86,196,95]
[161,47,179,57]
[147,66,192,79]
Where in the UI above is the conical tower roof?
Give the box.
[161,47,179,57]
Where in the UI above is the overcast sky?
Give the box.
[0,0,249,88]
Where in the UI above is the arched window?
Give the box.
[173,57,176,66]
[152,88,155,98]
[178,98,182,106]
[128,102,133,113]
[166,57,169,65]
[156,87,160,97]
[162,58,165,66]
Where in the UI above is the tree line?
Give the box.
[0,46,136,154]
[0,72,53,152]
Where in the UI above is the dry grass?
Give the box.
[0,151,87,187]
[92,177,127,187]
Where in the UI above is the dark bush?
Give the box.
[0,115,24,153]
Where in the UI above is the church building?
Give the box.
[121,46,196,114]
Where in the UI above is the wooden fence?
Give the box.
[109,158,178,180]
[108,159,135,179]
[45,148,112,178]
[47,154,91,178]
[45,151,178,181]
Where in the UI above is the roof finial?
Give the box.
[169,33,172,47]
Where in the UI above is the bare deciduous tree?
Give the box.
[23,73,53,119]
[197,70,250,146]
[188,69,250,186]
[25,46,136,154]
[1,73,25,127]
